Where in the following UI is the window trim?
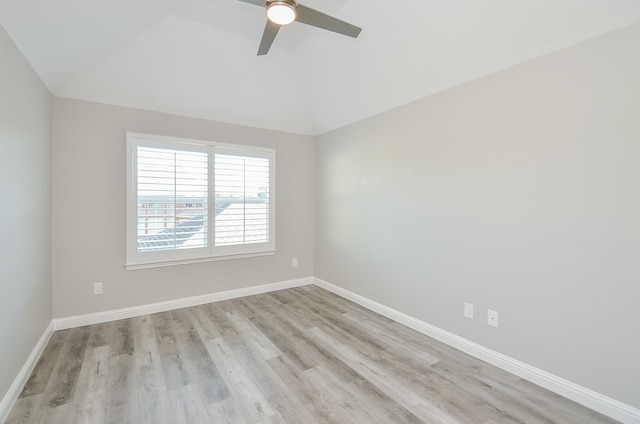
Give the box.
[125,132,276,270]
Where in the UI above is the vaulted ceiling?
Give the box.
[2,0,640,135]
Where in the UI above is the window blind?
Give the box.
[136,146,208,252]
[214,154,270,246]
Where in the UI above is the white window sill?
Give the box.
[125,250,276,270]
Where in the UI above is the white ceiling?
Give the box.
[2,0,640,135]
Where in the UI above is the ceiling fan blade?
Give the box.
[236,0,265,7]
[257,20,280,55]
[296,4,361,38]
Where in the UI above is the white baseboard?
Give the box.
[53,277,313,330]
[0,321,54,424]
[313,277,640,424]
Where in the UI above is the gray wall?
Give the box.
[52,98,314,318]
[0,26,52,398]
[315,23,640,407]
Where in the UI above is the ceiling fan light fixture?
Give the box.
[266,1,296,25]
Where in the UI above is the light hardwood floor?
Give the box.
[6,286,616,423]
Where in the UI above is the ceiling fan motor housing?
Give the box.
[266,0,298,25]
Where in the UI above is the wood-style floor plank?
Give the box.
[231,343,316,423]
[175,330,229,405]
[45,326,90,408]
[18,331,68,398]
[4,394,44,424]
[132,315,173,424]
[104,353,137,424]
[70,345,110,423]
[266,354,349,424]
[6,286,619,423]
[205,337,275,422]
[168,384,211,424]
[151,312,192,391]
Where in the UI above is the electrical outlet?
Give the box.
[488,309,499,327]
[464,302,474,319]
[292,258,298,267]
[94,282,103,295]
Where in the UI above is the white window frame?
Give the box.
[126,132,276,270]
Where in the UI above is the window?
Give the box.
[126,133,275,269]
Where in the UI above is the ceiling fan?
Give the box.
[237,0,362,55]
